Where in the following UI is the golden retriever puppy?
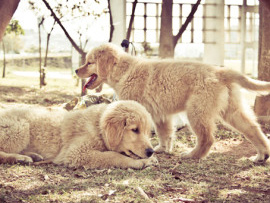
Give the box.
[76,43,270,163]
[0,101,157,169]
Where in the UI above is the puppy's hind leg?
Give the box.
[154,117,175,153]
[0,118,33,164]
[222,98,270,163]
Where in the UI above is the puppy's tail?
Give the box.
[218,69,270,92]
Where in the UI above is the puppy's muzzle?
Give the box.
[145,148,154,157]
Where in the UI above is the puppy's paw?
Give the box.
[141,156,158,169]
[16,155,33,165]
[180,151,200,159]
[154,145,166,153]
[26,153,44,162]
[180,151,192,159]
[154,145,172,154]
[134,156,159,169]
[144,156,159,167]
[251,153,269,163]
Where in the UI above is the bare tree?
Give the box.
[28,1,57,68]
[41,0,114,95]
[159,0,201,58]
[29,1,58,87]
[41,0,85,56]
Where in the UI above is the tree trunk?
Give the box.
[0,0,20,41]
[254,1,270,116]
[159,0,201,58]
[159,0,174,58]
[260,0,270,11]
[38,18,45,88]
[2,40,6,78]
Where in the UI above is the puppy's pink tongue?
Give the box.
[82,83,88,93]
[82,74,97,93]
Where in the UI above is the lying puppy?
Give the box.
[0,101,157,169]
[76,43,270,163]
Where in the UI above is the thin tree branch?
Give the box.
[49,19,57,34]
[83,39,89,50]
[41,0,84,55]
[107,0,114,42]
[126,0,138,40]
[38,17,44,88]
[173,0,201,46]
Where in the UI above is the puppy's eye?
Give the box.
[132,128,139,134]
[87,62,92,66]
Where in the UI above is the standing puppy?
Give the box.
[76,43,270,162]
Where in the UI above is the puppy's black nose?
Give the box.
[75,69,78,74]
[145,148,154,157]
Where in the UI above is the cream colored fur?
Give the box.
[0,101,157,169]
[76,43,270,163]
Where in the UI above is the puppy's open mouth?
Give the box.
[121,150,143,159]
[83,74,98,93]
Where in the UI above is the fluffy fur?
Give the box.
[76,43,270,163]
[0,101,157,169]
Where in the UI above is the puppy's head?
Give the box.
[75,43,121,91]
[100,101,154,159]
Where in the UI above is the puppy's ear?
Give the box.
[96,45,118,78]
[101,116,126,151]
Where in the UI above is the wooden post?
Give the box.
[240,0,247,74]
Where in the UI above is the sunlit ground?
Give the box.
[1,60,270,202]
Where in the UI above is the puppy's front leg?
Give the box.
[154,118,174,153]
[0,151,33,164]
[55,150,158,169]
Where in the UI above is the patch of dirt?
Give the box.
[212,139,257,159]
[0,85,79,108]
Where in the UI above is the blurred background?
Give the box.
[0,0,263,105]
